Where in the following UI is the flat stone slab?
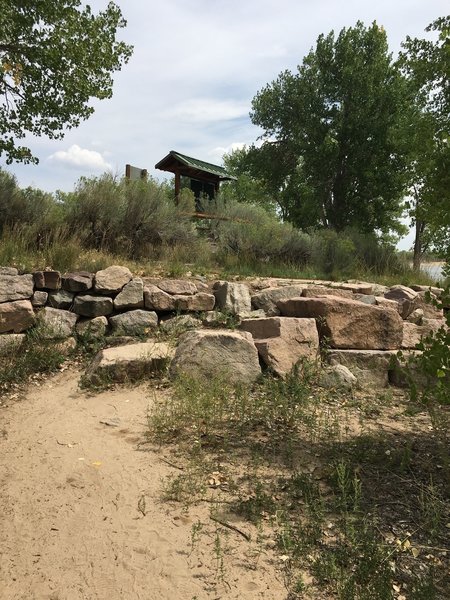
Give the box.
[278,296,403,350]
[251,285,306,316]
[0,300,35,333]
[0,273,34,303]
[84,342,175,385]
[94,265,132,295]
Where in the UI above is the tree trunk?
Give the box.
[413,220,426,271]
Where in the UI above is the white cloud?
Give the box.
[48,144,112,171]
[208,142,246,163]
[162,99,249,124]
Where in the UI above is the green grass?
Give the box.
[146,365,449,599]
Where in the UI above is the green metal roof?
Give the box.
[155,150,236,180]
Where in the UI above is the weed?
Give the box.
[0,323,66,394]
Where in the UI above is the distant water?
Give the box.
[420,262,446,281]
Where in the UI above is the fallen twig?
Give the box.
[210,515,251,542]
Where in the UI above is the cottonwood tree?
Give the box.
[400,16,450,269]
[249,21,411,235]
[0,1,133,164]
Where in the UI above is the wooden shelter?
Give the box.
[155,150,235,205]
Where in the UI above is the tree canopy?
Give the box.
[243,21,412,236]
[399,17,450,267]
[0,1,133,164]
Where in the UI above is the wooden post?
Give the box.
[174,170,180,205]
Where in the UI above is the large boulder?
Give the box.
[0,273,34,303]
[73,294,114,318]
[83,342,175,385]
[61,271,94,292]
[251,285,306,316]
[277,296,403,350]
[170,329,261,384]
[94,265,132,295]
[327,349,398,389]
[76,316,108,338]
[173,293,215,312]
[109,309,158,336]
[0,300,35,333]
[155,279,198,295]
[213,281,251,315]
[113,278,144,311]
[39,307,79,339]
[384,285,418,319]
[48,289,74,310]
[144,285,176,311]
[240,317,319,376]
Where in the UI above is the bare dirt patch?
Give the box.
[0,370,284,600]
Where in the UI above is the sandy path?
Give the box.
[0,370,285,600]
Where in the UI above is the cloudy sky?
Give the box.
[1,0,447,246]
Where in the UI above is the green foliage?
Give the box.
[63,174,199,258]
[0,1,133,163]
[249,21,410,234]
[399,17,450,267]
[0,325,66,394]
[210,199,312,267]
[407,287,450,407]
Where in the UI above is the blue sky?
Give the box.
[1,0,448,249]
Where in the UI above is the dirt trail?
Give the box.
[0,370,284,600]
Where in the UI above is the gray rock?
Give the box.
[31,291,48,307]
[0,273,34,303]
[353,294,377,305]
[144,285,176,311]
[319,365,357,390]
[39,307,79,339]
[384,285,418,319]
[159,315,202,335]
[61,271,94,292]
[109,309,158,336]
[251,285,306,316]
[0,300,35,333]
[94,265,132,295]
[48,289,74,310]
[76,316,108,338]
[0,267,18,276]
[84,342,175,385]
[174,293,215,312]
[327,349,398,389]
[156,279,198,295]
[170,329,261,384]
[114,278,144,310]
[213,281,251,315]
[73,294,114,318]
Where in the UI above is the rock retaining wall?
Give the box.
[0,265,447,389]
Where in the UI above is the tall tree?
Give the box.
[250,21,410,234]
[399,16,450,269]
[0,1,133,164]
